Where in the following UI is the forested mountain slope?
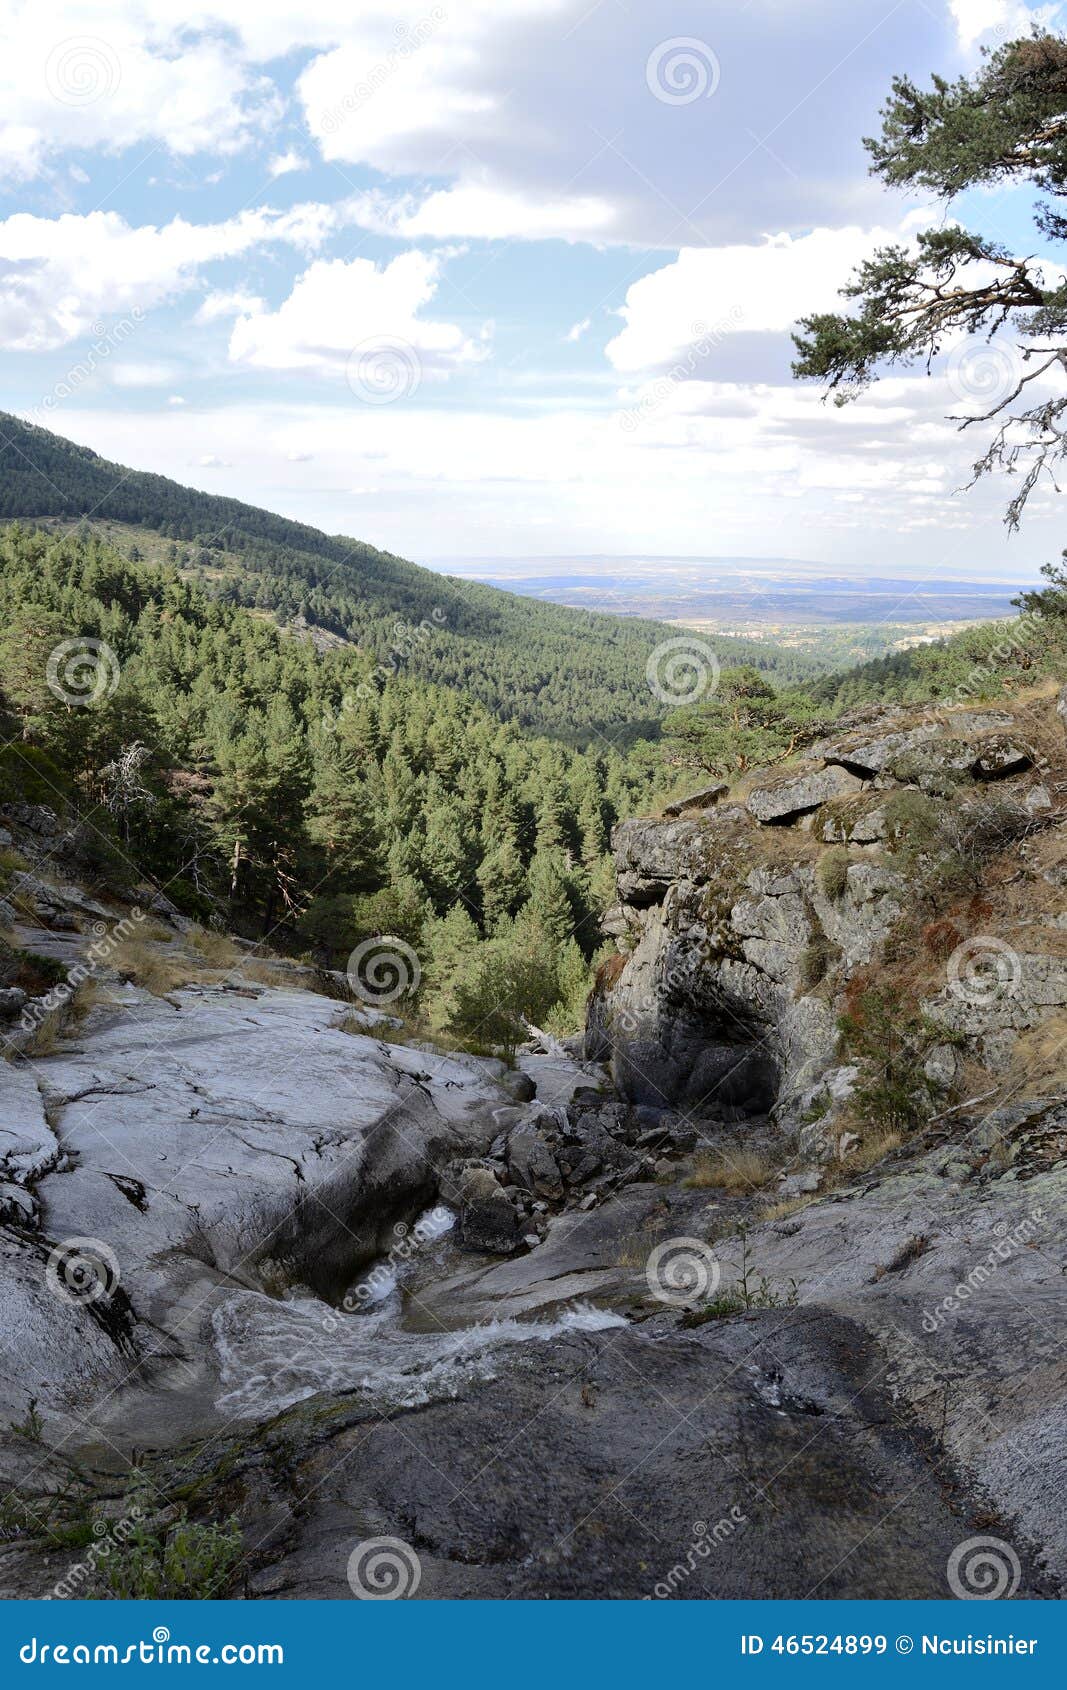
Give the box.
[0,412,819,742]
[0,522,669,1040]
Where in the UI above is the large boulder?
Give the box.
[0,977,507,1427]
[459,1167,521,1254]
[507,1129,563,1200]
[746,765,864,825]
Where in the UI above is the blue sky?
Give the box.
[0,0,1063,580]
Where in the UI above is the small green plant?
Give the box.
[0,1493,45,1542]
[680,1227,800,1321]
[97,1494,244,1599]
[815,846,850,901]
[11,1396,43,1442]
[798,933,839,991]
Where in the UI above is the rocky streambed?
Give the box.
[0,950,1063,1600]
[3,689,1067,1602]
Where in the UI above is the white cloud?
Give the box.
[607,226,911,373]
[195,288,268,324]
[566,318,591,342]
[0,205,335,350]
[0,8,279,179]
[228,250,489,379]
[0,1,981,246]
[949,0,1035,49]
[110,361,180,387]
[348,184,619,244]
[294,0,944,248]
[267,149,308,178]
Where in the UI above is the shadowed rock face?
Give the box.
[209,1307,1049,1601]
[586,696,1065,1128]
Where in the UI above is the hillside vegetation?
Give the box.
[0,413,819,743]
[3,417,1064,1049]
[0,523,668,1042]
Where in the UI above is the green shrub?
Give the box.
[98,1502,243,1599]
[882,788,941,847]
[0,744,70,807]
[815,846,850,901]
[837,981,935,1134]
[0,846,26,895]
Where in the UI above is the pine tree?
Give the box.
[423,903,481,1032]
[476,830,526,933]
[526,848,575,948]
[306,738,381,891]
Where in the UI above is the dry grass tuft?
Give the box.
[20,1013,62,1056]
[616,1221,667,1269]
[760,1193,818,1222]
[839,1127,902,1175]
[1009,1012,1067,1096]
[240,960,289,988]
[683,1146,774,1193]
[815,846,851,901]
[188,927,242,968]
[138,918,176,943]
[110,937,195,998]
[68,977,108,1023]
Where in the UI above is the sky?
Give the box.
[0,0,1064,581]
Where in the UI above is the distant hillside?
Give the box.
[0,414,822,743]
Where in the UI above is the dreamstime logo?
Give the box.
[46,637,120,706]
[646,1237,720,1305]
[947,1535,1021,1600]
[646,37,720,105]
[646,1508,748,1598]
[20,907,145,1036]
[646,636,720,706]
[318,9,446,133]
[345,936,421,1005]
[322,610,447,728]
[45,36,122,105]
[947,339,1021,409]
[922,1208,1044,1332]
[346,337,422,404]
[45,1237,120,1307]
[946,935,1021,1006]
[346,1536,422,1599]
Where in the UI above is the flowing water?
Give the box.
[210,1205,626,1421]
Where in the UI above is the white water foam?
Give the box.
[211,1293,625,1422]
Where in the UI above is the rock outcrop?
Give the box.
[0,967,510,1431]
[587,693,1065,1133]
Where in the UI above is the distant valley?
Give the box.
[438,555,1034,666]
